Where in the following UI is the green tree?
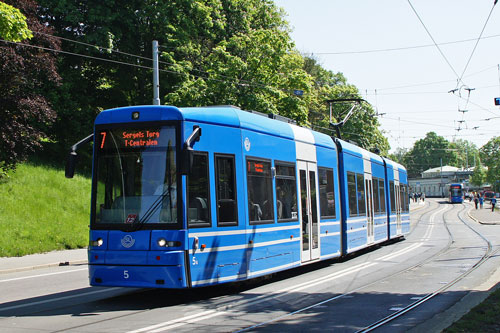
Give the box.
[301,56,389,154]
[480,136,500,189]
[470,162,486,187]
[0,0,60,176]
[36,0,390,158]
[0,1,32,41]
[403,132,457,178]
[449,139,478,169]
[388,147,409,165]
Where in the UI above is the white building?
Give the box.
[408,166,474,197]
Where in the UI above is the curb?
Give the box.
[0,259,88,275]
[467,207,500,225]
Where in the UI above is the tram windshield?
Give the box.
[93,125,179,228]
[450,186,462,197]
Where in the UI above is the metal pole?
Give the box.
[152,40,160,105]
[329,102,332,123]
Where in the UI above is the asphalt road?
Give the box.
[1,198,500,332]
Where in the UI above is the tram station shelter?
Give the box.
[408,166,475,197]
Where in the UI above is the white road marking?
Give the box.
[0,287,121,312]
[0,267,87,283]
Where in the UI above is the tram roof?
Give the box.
[95,105,395,166]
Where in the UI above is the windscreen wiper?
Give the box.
[130,186,174,231]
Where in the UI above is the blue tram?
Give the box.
[67,105,409,288]
[449,183,464,203]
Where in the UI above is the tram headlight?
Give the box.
[90,238,103,247]
[157,238,167,247]
[157,238,181,247]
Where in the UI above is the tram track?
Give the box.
[16,200,495,333]
[233,201,495,333]
[229,203,456,332]
[356,201,495,332]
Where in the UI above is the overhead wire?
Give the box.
[456,0,498,87]
[0,36,297,95]
[33,31,301,93]
[406,0,463,86]
[314,33,500,55]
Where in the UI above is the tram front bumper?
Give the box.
[88,250,188,288]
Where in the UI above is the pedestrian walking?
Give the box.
[422,193,425,202]
[479,195,484,209]
[492,197,497,212]
[474,195,479,209]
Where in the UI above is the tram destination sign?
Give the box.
[99,128,166,149]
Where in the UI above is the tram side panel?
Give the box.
[337,147,369,254]
[314,143,342,260]
[398,168,411,234]
[240,126,302,278]
[370,159,390,244]
[185,121,249,287]
[385,162,398,239]
[383,159,409,239]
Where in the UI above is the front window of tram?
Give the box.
[94,126,178,226]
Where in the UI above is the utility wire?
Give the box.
[314,33,500,55]
[0,38,154,71]
[383,116,456,129]
[33,31,292,93]
[0,38,297,95]
[456,0,498,86]
[373,65,498,91]
[34,31,153,62]
[406,0,463,86]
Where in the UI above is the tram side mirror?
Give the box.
[65,151,78,179]
[65,133,94,179]
[180,126,202,175]
[180,147,194,175]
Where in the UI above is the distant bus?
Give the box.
[449,183,463,203]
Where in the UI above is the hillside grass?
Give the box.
[0,162,91,257]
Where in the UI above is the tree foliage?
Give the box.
[470,162,486,187]
[403,132,457,178]
[0,1,32,41]
[0,0,392,173]
[0,0,60,175]
[480,136,500,188]
[449,139,478,170]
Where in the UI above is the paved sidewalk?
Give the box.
[468,200,500,224]
[0,248,87,274]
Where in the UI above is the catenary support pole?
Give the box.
[152,40,160,105]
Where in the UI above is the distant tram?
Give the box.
[66,105,410,289]
[449,183,464,203]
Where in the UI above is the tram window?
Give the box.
[404,186,409,212]
[187,152,210,228]
[319,167,336,218]
[379,179,386,213]
[247,158,274,224]
[356,173,366,215]
[373,177,380,214]
[275,162,298,222]
[399,186,404,211]
[347,172,358,216]
[389,181,396,212]
[215,154,238,226]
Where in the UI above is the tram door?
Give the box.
[298,161,320,262]
[394,181,402,234]
[364,174,375,244]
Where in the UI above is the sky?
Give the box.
[274,0,500,153]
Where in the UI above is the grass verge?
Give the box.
[0,163,91,257]
[444,287,500,332]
